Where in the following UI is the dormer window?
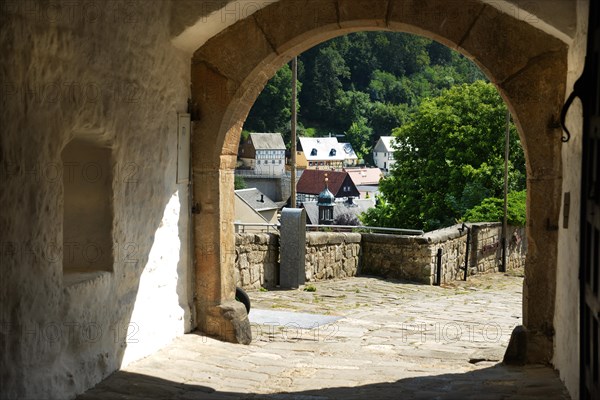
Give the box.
[311,148,317,156]
[329,149,336,157]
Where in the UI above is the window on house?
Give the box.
[311,148,317,156]
[62,139,114,276]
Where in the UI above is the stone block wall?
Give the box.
[428,226,470,284]
[234,233,279,289]
[507,226,527,270]
[234,225,527,289]
[360,234,435,283]
[234,232,361,289]
[305,233,361,282]
[361,224,527,285]
[469,223,527,275]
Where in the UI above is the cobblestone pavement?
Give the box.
[79,272,570,399]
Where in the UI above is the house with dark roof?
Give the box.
[295,169,360,205]
[234,188,279,232]
[238,133,286,176]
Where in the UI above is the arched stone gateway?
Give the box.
[189,0,567,363]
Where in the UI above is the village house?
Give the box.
[373,136,398,173]
[234,188,279,232]
[344,167,384,199]
[239,133,286,176]
[299,137,358,169]
[296,169,361,205]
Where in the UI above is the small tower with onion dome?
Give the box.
[317,174,336,225]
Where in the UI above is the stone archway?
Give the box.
[189,0,567,362]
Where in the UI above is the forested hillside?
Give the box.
[244,31,485,161]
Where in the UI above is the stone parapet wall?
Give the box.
[234,233,279,289]
[361,224,527,285]
[234,232,361,289]
[469,223,527,275]
[360,234,435,283]
[305,232,361,282]
[507,226,527,270]
[426,226,469,284]
[234,224,527,289]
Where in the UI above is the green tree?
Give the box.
[368,70,406,104]
[245,64,301,144]
[462,191,527,226]
[334,89,372,131]
[362,81,526,231]
[304,46,350,121]
[345,116,373,160]
[370,102,410,138]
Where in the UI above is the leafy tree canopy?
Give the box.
[362,81,526,231]
[462,191,527,226]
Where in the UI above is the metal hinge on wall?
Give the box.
[560,56,593,143]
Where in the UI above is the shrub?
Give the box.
[462,190,526,226]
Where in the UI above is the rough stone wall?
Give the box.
[234,233,279,289]
[305,233,361,282]
[469,223,527,274]
[1,2,192,399]
[431,228,469,284]
[361,234,435,283]
[234,232,361,289]
[362,224,527,285]
[506,226,527,270]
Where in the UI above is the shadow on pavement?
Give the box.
[77,362,569,400]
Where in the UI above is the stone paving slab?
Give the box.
[249,309,342,329]
[78,272,571,399]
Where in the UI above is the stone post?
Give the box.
[193,155,251,344]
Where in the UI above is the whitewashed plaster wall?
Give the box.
[554,1,589,398]
[0,1,193,399]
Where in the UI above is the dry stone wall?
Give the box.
[469,223,527,275]
[430,227,470,284]
[234,233,279,289]
[305,233,361,282]
[362,224,527,285]
[235,225,525,289]
[360,234,435,283]
[234,232,361,289]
